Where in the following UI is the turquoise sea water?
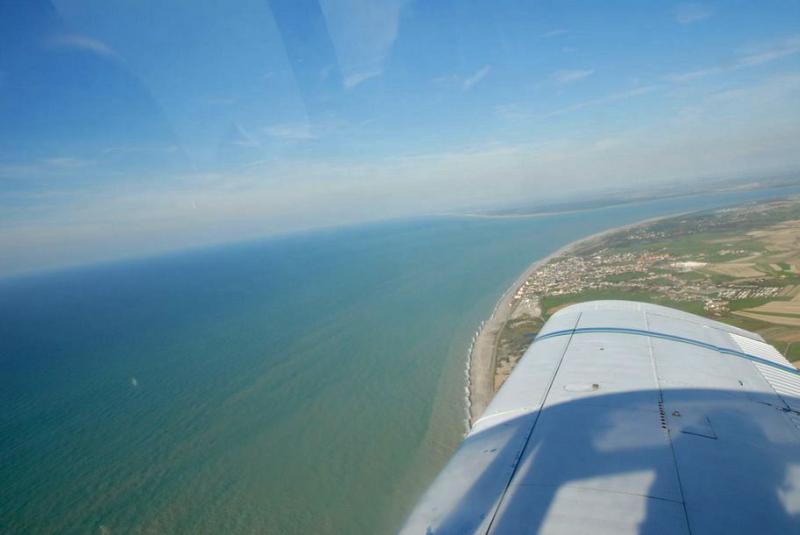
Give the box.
[2,187,798,534]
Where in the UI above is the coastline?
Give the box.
[466,213,689,425]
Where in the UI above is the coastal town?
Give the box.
[514,248,786,318]
[483,197,800,395]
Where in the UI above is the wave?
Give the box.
[462,321,484,435]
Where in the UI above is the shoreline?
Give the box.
[466,213,690,425]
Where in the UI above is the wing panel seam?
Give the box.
[483,312,582,535]
[645,311,693,535]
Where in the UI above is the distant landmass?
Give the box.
[463,173,800,219]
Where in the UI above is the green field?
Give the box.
[542,290,708,318]
[532,198,800,364]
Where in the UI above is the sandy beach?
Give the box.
[467,214,689,424]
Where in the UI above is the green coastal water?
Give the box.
[1,188,797,534]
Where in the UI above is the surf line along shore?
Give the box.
[466,213,690,425]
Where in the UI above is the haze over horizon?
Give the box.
[2,1,800,276]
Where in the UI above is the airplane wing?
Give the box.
[400,300,800,534]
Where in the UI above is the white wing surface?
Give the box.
[400,300,800,534]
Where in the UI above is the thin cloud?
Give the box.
[665,66,723,82]
[496,85,658,121]
[738,35,800,67]
[264,123,317,141]
[322,0,408,90]
[47,34,120,60]
[706,72,800,105]
[666,34,800,82]
[0,157,96,179]
[433,65,492,91]
[494,103,525,121]
[551,69,594,84]
[195,96,237,106]
[463,65,491,90]
[542,85,658,118]
[320,64,336,81]
[103,145,180,156]
[223,123,259,148]
[41,157,93,169]
[674,3,713,24]
[343,69,382,89]
[541,29,568,38]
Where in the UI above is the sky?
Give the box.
[1,1,800,276]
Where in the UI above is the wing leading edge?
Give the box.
[400,300,800,535]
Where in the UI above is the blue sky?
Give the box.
[1,1,800,276]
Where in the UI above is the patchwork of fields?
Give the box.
[494,197,800,388]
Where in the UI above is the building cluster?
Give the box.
[513,245,782,316]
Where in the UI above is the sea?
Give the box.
[1,187,797,534]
